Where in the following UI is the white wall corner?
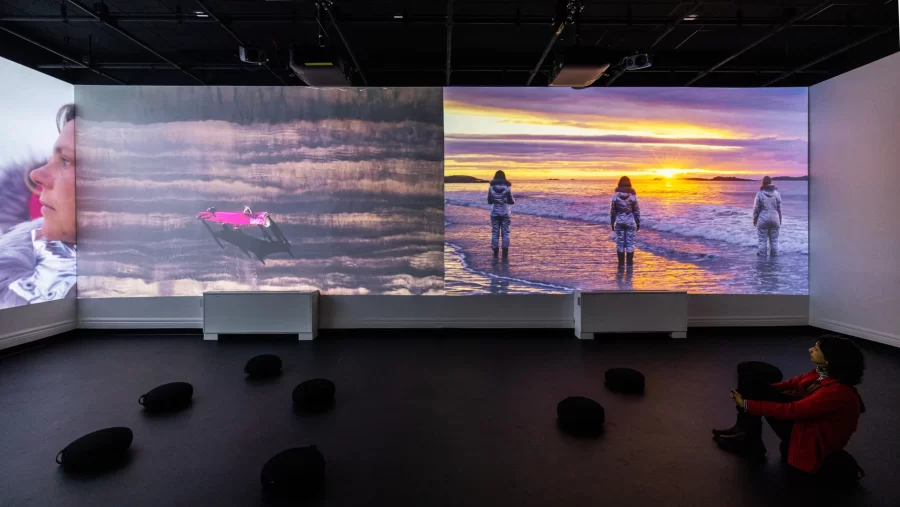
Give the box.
[810,317,900,349]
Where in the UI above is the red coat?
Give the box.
[746,370,861,473]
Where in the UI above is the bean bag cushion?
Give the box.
[557,396,605,435]
[605,367,645,394]
[292,379,335,413]
[56,427,133,472]
[737,361,784,384]
[245,354,283,378]
[139,382,193,413]
[261,446,326,503]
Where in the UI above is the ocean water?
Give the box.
[444,179,808,295]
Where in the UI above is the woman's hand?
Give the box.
[611,226,616,232]
[753,219,758,227]
[730,389,744,407]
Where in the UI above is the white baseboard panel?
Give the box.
[78,317,203,329]
[810,318,900,348]
[327,318,575,329]
[0,319,76,351]
[688,315,809,327]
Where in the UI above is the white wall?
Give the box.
[76,294,808,330]
[809,52,900,348]
[0,298,76,350]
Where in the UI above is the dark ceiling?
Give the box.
[0,0,897,87]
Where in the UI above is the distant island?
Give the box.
[679,175,808,182]
[445,175,489,184]
[681,176,753,182]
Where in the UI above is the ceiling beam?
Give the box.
[192,0,287,85]
[0,25,126,84]
[445,0,453,86]
[34,62,833,75]
[319,0,368,86]
[763,25,897,86]
[683,0,833,86]
[0,15,885,29]
[649,1,705,49]
[64,0,205,84]
[526,0,581,86]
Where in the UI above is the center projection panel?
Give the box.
[75,87,444,297]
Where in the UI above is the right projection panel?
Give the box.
[443,88,808,295]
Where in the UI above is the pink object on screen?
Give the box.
[195,211,270,227]
[29,192,42,219]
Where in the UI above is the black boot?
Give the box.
[626,252,634,265]
[502,247,509,257]
[492,248,499,257]
[712,406,743,437]
[617,252,625,265]
[715,414,767,462]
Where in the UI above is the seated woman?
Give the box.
[713,335,865,475]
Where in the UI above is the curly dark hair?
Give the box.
[818,335,865,386]
[56,103,75,132]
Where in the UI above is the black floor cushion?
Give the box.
[737,361,784,384]
[245,354,283,378]
[557,396,605,435]
[139,382,194,412]
[56,427,133,472]
[605,367,645,394]
[292,379,335,413]
[261,446,326,503]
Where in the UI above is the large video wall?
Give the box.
[0,58,75,310]
[73,86,808,297]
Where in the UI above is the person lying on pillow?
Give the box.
[714,335,865,474]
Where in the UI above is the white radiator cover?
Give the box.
[574,290,688,339]
[202,291,319,340]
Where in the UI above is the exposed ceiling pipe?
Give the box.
[192,0,287,85]
[525,0,582,86]
[65,0,205,84]
[762,25,896,86]
[446,0,453,86]
[649,1,705,49]
[0,25,126,84]
[683,0,833,86]
[318,0,368,86]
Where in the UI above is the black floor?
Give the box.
[2,328,899,507]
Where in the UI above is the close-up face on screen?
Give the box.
[443,87,808,295]
[0,57,76,310]
[74,86,444,297]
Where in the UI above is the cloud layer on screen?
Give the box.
[444,87,808,179]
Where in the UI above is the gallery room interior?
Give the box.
[0,1,898,506]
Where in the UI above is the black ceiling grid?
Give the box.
[0,0,896,87]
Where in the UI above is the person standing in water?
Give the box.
[487,170,515,257]
[610,176,641,265]
[753,176,782,257]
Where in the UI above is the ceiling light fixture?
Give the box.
[194,11,209,18]
[683,13,699,21]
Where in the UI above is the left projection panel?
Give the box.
[0,58,75,310]
[75,87,445,297]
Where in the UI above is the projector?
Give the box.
[289,47,350,86]
[622,54,653,71]
[239,46,268,65]
[549,47,612,88]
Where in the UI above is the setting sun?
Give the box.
[654,168,685,179]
